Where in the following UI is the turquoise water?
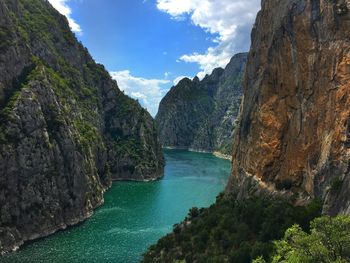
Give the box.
[2,150,231,263]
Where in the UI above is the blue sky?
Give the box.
[48,0,260,116]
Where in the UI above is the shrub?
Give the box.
[271,215,350,263]
[142,196,322,263]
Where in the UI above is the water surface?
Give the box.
[2,150,231,263]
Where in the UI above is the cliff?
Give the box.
[156,53,247,155]
[143,0,350,261]
[0,0,164,254]
[228,0,350,215]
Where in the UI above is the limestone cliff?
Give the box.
[228,0,350,215]
[0,0,164,254]
[156,53,247,155]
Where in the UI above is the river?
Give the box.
[2,149,231,263]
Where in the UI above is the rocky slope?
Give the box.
[228,0,350,215]
[156,53,247,155]
[0,0,164,254]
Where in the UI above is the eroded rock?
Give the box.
[228,0,350,215]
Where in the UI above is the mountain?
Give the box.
[143,0,350,261]
[228,0,350,216]
[0,0,164,254]
[156,53,247,156]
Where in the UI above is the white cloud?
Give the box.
[157,0,260,78]
[48,0,82,34]
[157,0,197,16]
[110,70,170,116]
[164,72,171,78]
[131,92,147,100]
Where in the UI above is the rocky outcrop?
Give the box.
[156,53,247,155]
[0,0,164,254]
[228,0,350,215]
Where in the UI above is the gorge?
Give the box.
[1,0,350,262]
[1,150,231,262]
[144,0,350,261]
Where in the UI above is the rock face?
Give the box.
[156,53,247,155]
[0,0,164,254]
[228,0,350,215]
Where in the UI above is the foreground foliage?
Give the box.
[142,195,322,263]
[269,215,350,263]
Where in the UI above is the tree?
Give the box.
[253,256,267,263]
[271,216,350,263]
[188,207,199,219]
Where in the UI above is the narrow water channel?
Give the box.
[2,149,231,263]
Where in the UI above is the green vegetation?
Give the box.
[0,58,40,122]
[173,79,209,101]
[40,61,105,154]
[143,195,322,263]
[73,120,102,152]
[156,54,245,155]
[0,26,14,50]
[269,215,350,263]
[1,91,21,118]
[15,0,76,45]
[0,0,162,181]
[115,94,144,118]
[0,54,103,154]
[113,136,143,160]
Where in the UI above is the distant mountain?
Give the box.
[156,53,247,156]
[0,0,163,254]
[143,0,350,262]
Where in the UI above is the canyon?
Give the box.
[1,0,350,261]
[144,0,350,261]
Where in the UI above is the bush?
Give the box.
[188,207,199,219]
[271,215,350,263]
[142,196,322,263]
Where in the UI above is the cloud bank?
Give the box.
[110,71,170,117]
[157,0,260,78]
[48,0,82,34]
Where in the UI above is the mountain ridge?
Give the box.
[0,0,164,254]
[156,52,247,156]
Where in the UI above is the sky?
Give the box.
[48,0,261,116]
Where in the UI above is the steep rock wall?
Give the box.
[228,0,350,215]
[0,0,164,254]
[156,53,247,155]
